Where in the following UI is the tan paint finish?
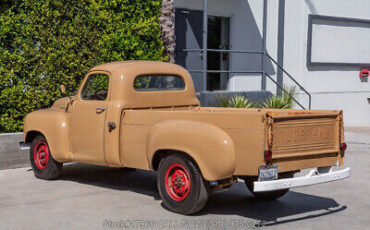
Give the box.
[24,107,72,162]
[121,110,236,180]
[23,61,346,181]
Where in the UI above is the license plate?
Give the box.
[258,165,278,181]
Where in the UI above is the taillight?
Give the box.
[264,150,272,161]
[340,143,347,151]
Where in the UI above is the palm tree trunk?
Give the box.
[160,0,176,63]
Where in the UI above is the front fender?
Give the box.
[147,120,235,181]
[23,109,71,162]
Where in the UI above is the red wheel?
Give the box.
[30,135,62,180]
[165,164,191,201]
[157,154,209,215]
[33,140,50,170]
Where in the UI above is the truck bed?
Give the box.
[120,106,344,176]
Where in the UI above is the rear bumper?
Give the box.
[253,167,351,192]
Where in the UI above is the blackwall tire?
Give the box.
[157,154,209,215]
[30,135,62,180]
[244,172,294,200]
[245,181,289,200]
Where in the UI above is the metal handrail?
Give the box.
[181,48,311,109]
[188,70,263,74]
[182,49,263,54]
[265,73,306,110]
[265,53,311,109]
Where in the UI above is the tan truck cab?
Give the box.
[23,61,350,214]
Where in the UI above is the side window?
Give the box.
[134,75,185,91]
[81,74,109,101]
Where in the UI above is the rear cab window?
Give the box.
[134,75,185,91]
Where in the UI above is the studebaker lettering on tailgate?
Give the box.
[274,125,335,145]
[22,61,350,214]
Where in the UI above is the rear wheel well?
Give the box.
[25,131,44,143]
[152,150,201,174]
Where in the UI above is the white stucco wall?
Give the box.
[284,0,370,126]
[174,0,370,126]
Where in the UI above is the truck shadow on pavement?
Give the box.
[61,163,346,226]
[200,182,346,226]
[61,163,162,200]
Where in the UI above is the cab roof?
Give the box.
[89,61,183,74]
[85,61,200,108]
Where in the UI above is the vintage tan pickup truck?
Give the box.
[22,61,350,214]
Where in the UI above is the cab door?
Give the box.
[69,72,110,164]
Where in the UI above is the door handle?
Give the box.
[96,108,105,113]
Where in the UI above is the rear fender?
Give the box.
[147,120,235,181]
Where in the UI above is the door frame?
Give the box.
[69,70,112,164]
[174,8,235,90]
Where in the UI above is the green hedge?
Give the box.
[0,0,165,132]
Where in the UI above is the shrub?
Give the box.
[0,0,164,132]
[217,86,297,109]
[262,86,296,109]
[217,96,230,107]
[228,95,254,108]
[218,95,254,108]
[262,96,291,109]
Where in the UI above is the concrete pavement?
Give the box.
[0,129,369,230]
